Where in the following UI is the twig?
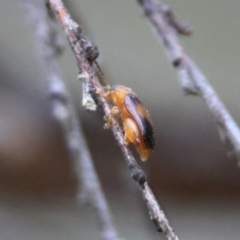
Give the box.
[20,1,120,240]
[137,0,240,163]
[48,0,179,240]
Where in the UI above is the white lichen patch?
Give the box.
[78,72,97,111]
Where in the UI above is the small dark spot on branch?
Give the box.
[84,43,99,62]
[131,167,147,184]
[73,30,99,62]
[77,25,83,33]
[74,30,99,63]
[138,0,158,16]
[74,27,83,41]
[49,91,68,104]
[172,58,182,67]
[152,218,163,232]
[162,4,192,36]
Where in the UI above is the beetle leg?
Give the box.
[104,106,119,129]
[124,135,129,145]
[123,118,140,145]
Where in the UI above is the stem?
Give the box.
[20,1,120,239]
[137,0,240,164]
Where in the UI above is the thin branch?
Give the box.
[48,0,179,240]
[20,1,120,240]
[137,0,240,163]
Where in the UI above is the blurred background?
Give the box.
[0,0,240,239]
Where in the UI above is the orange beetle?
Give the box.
[105,85,155,161]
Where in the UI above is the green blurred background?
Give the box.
[0,0,240,239]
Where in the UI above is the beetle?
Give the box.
[104,85,155,161]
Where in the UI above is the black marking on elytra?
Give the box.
[124,93,155,149]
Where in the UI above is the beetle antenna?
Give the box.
[94,60,110,89]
